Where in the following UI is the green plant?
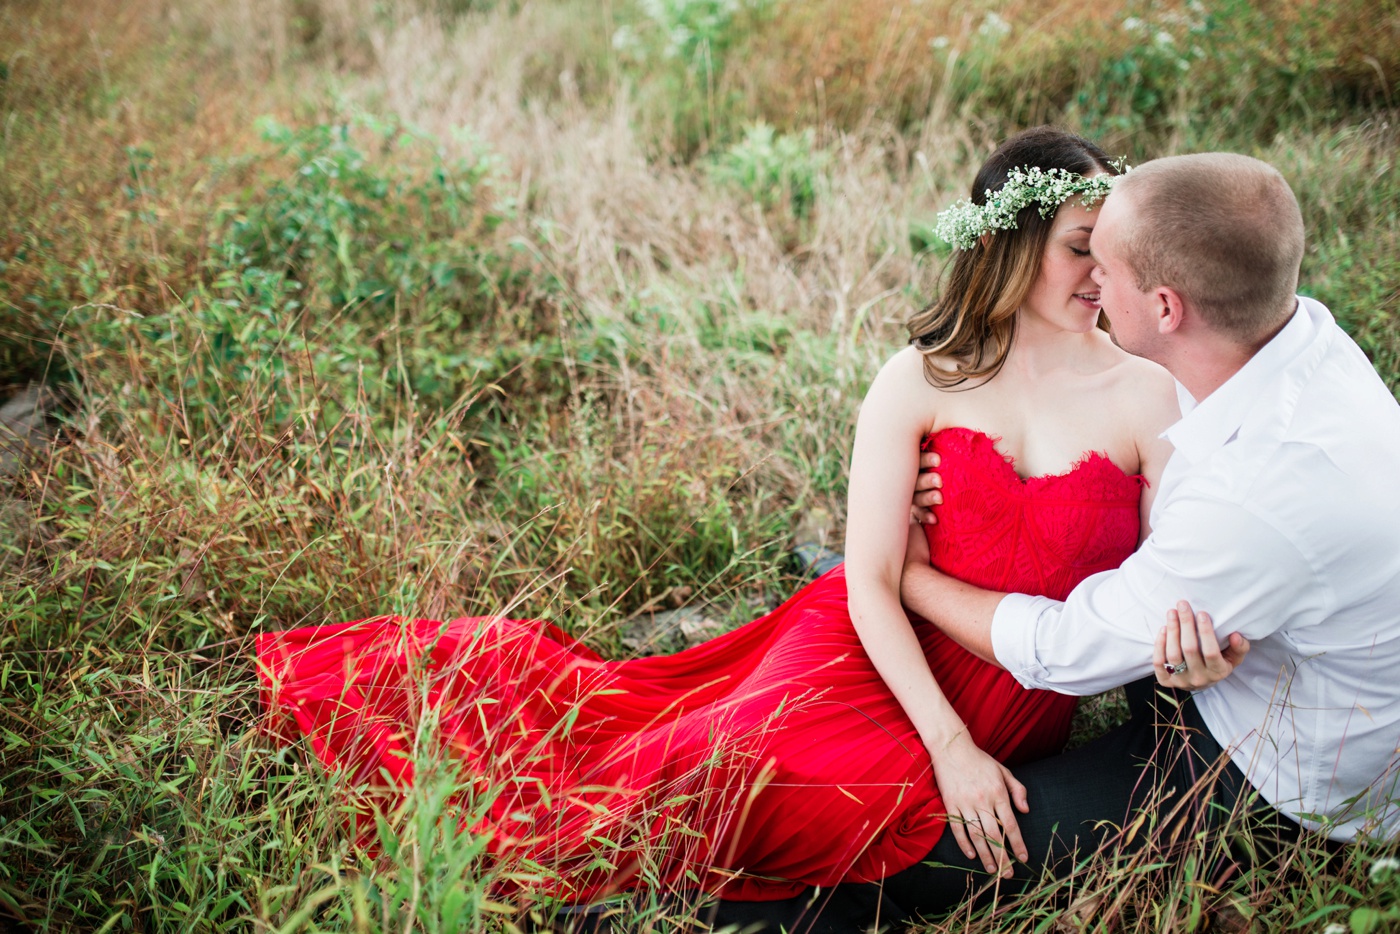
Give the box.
[633,0,767,66]
[1069,3,1207,140]
[233,115,501,316]
[710,122,827,221]
[614,0,777,154]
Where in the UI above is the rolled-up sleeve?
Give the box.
[991,593,1059,689]
[989,491,1327,697]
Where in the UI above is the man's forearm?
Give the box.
[900,561,1006,665]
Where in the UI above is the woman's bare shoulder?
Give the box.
[1100,346,1180,431]
[858,345,948,436]
[1113,350,1173,391]
[1087,334,1170,394]
[878,343,975,392]
[875,344,946,390]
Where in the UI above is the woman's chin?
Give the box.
[1020,304,1102,335]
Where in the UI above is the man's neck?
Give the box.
[1168,305,1295,403]
[1170,347,1252,403]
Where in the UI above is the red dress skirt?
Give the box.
[257,427,1142,900]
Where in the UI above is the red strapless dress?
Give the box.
[257,427,1142,901]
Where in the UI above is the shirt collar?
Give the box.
[1163,297,1319,463]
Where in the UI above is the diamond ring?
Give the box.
[1163,661,1188,675]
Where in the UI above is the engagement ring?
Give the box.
[1164,661,1188,675]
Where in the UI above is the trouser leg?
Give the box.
[701,883,910,934]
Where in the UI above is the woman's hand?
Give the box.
[928,729,1029,877]
[1154,600,1251,690]
[911,449,942,524]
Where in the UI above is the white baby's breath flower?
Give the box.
[930,35,951,49]
[1370,856,1400,882]
[1322,924,1348,934]
[932,165,1126,251]
[1123,16,1145,31]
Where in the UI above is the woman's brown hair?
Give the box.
[908,127,1117,387]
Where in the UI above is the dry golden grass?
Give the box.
[729,0,1400,136]
[0,0,286,362]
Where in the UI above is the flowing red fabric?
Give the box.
[257,427,1142,901]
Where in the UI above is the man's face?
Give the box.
[1089,189,1160,360]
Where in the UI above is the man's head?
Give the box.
[1090,153,1304,359]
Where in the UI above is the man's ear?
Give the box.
[1156,287,1187,334]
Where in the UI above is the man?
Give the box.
[712,153,1400,931]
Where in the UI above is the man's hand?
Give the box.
[1153,600,1251,690]
[911,449,942,524]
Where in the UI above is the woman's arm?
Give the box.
[844,348,1028,875]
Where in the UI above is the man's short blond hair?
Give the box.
[1115,153,1304,342]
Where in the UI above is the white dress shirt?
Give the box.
[991,296,1400,841]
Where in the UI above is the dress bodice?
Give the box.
[922,427,1143,602]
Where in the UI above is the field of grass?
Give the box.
[2,0,1399,930]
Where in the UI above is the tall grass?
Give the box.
[2,0,1398,929]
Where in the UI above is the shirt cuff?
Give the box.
[991,592,1060,690]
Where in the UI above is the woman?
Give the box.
[257,127,1184,904]
[842,126,1180,876]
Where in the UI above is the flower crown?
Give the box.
[934,165,1127,251]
